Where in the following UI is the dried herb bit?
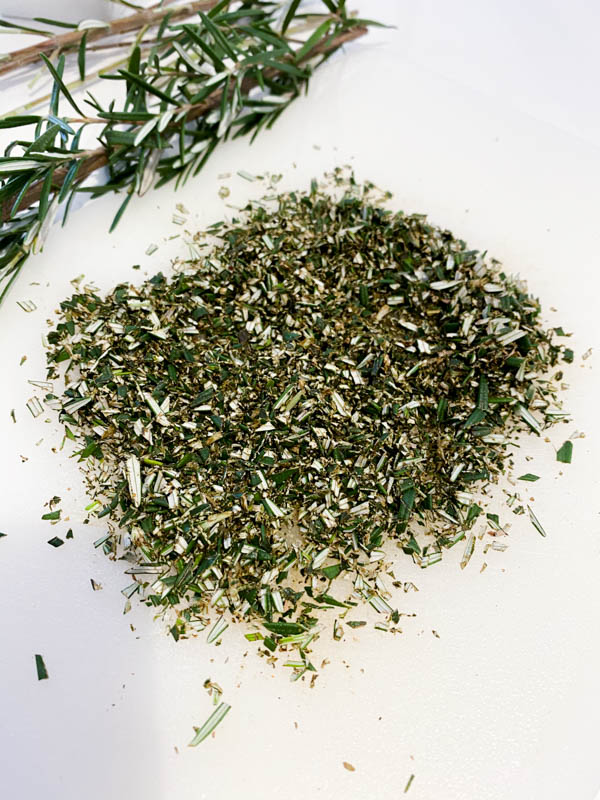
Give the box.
[188,702,231,747]
[518,473,540,482]
[343,762,356,772]
[27,397,44,418]
[41,510,61,521]
[47,536,64,548]
[0,531,7,539]
[404,774,415,793]
[45,172,568,645]
[0,4,372,305]
[346,620,367,629]
[35,654,48,680]
[66,528,74,539]
[528,506,547,537]
[556,440,573,464]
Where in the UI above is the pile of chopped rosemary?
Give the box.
[45,171,569,653]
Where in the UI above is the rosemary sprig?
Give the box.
[0,2,372,303]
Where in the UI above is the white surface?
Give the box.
[1,3,600,799]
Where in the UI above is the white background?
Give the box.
[1,2,600,799]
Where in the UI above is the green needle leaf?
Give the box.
[109,191,134,233]
[182,25,225,71]
[40,54,84,115]
[188,702,231,746]
[0,115,41,129]
[38,167,57,223]
[282,0,302,34]
[263,621,305,636]
[116,70,181,106]
[78,31,88,81]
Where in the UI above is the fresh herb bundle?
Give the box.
[45,172,569,665]
[0,1,372,304]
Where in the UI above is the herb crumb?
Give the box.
[35,654,48,680]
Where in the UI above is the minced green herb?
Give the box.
[35,653,48,680]
[556,440,573,463]
[45,171,570,659]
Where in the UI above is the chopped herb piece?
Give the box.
[35,654,48,680]
[188,702,231,746]
[528,505,547,537]
[518,473,540,482]
[263,621,305,636]
[556,440,573,463]
[47,536,64,547]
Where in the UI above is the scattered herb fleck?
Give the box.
[26,397,43,418]
[518,473,539,482]
[35,654,48,680]
[528,505,547,537]
[47,536,64,547]
[556,440,573,464]
[188,702,231,746]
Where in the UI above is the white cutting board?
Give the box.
[1,3,600,799]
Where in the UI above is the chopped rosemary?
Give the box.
[188,702,231,746]
[45,172,570,650]
[47,536,64,548]
[556,440,573,463]
[35,654,48,680]
[528,505,547,537]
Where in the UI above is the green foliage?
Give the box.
[0,1,369,304]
